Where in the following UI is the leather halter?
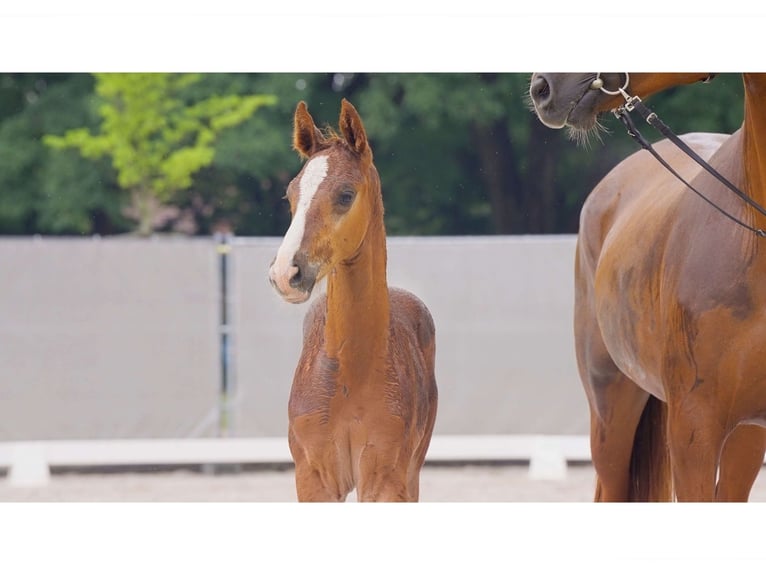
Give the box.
[591,74,766,238]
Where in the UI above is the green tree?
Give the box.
[0,73,747,238]
[0,74,125,235]
[44,73,276,235]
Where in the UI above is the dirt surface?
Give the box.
[3,463,766,502]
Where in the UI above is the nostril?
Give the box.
[288,265,303,288]
[531,75,551,104]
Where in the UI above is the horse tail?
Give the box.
[628,395,673,501]
[592,395,673,502]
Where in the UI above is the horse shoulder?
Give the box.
[388,286,436,353]
[386,287,438,428]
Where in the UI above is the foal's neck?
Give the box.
[324,216,390,367]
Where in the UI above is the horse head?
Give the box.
[528,73,714,134]
[268,98,381,304]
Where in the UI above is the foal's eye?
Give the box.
[336,189,356,209]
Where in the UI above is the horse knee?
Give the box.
[716,425,766,502]
[356,465,412,502]
[293,464,349,502]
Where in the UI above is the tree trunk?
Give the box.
[525,118,562,233]
[131,187,156,236]
[471,120,524,234]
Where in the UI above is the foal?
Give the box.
[268,99,438,502]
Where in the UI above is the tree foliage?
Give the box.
[43,73,276,235]
[0,73,746,237]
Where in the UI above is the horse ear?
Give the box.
[293,101,324,158]
[339,98,370,158]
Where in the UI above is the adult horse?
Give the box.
[268,99,438,502]
[529,73,766,501]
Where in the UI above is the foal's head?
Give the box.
[269,98,382,304]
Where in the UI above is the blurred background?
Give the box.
[0,73,745,238]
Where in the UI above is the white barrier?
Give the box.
[0,236,588,440]
[0,435,591,487]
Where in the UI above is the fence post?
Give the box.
[215,232,236,437]
[8,443,50,487]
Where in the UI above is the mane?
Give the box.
[320,125,343,144]
[295,126,360,160]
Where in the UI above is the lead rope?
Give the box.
[598,74,766,238]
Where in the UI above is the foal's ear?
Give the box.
[293,101,324,158]
[339,98,370,158]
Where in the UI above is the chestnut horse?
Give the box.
[268,99,438,502]
[529,73,766,501]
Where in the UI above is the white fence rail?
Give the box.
[0,435,592,487]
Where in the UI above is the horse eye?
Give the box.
[336,189,355,208]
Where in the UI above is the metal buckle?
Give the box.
[622,94,641,112]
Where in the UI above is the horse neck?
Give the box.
[742,74,766,219]
[324,195,389,371]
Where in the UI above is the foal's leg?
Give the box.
[357,471,410,502]
[715,424,766,502]
[405,431,434,502]
[292,462,347,502]
[289,432,350,502]
[355,435,413,502]
[405,396,438,502]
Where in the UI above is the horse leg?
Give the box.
[405,432,435,502]
[355,440,413,502]
[576,283,662,500]
[289,432,350,502]
[575,237,670,501]
[715,424,766,502]
[405,400,438,502]
[292,465,347,501]
[666,400,723,502]
[587,373,653,501]
[403,447,426,503]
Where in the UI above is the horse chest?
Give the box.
[290,349,397,416]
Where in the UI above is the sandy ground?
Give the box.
[3,463,766,502]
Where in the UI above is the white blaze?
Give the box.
[270,155,329,286]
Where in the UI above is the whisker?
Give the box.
[523,89,537,114]
[567,117,610,149]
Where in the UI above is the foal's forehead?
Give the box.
[293,147,358,191]
[299,154,329,188]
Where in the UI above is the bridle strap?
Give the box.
[634,99,766,220]
[616,109,766,238]
[605,80,766,238]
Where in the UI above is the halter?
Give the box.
[590,73,766,238]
